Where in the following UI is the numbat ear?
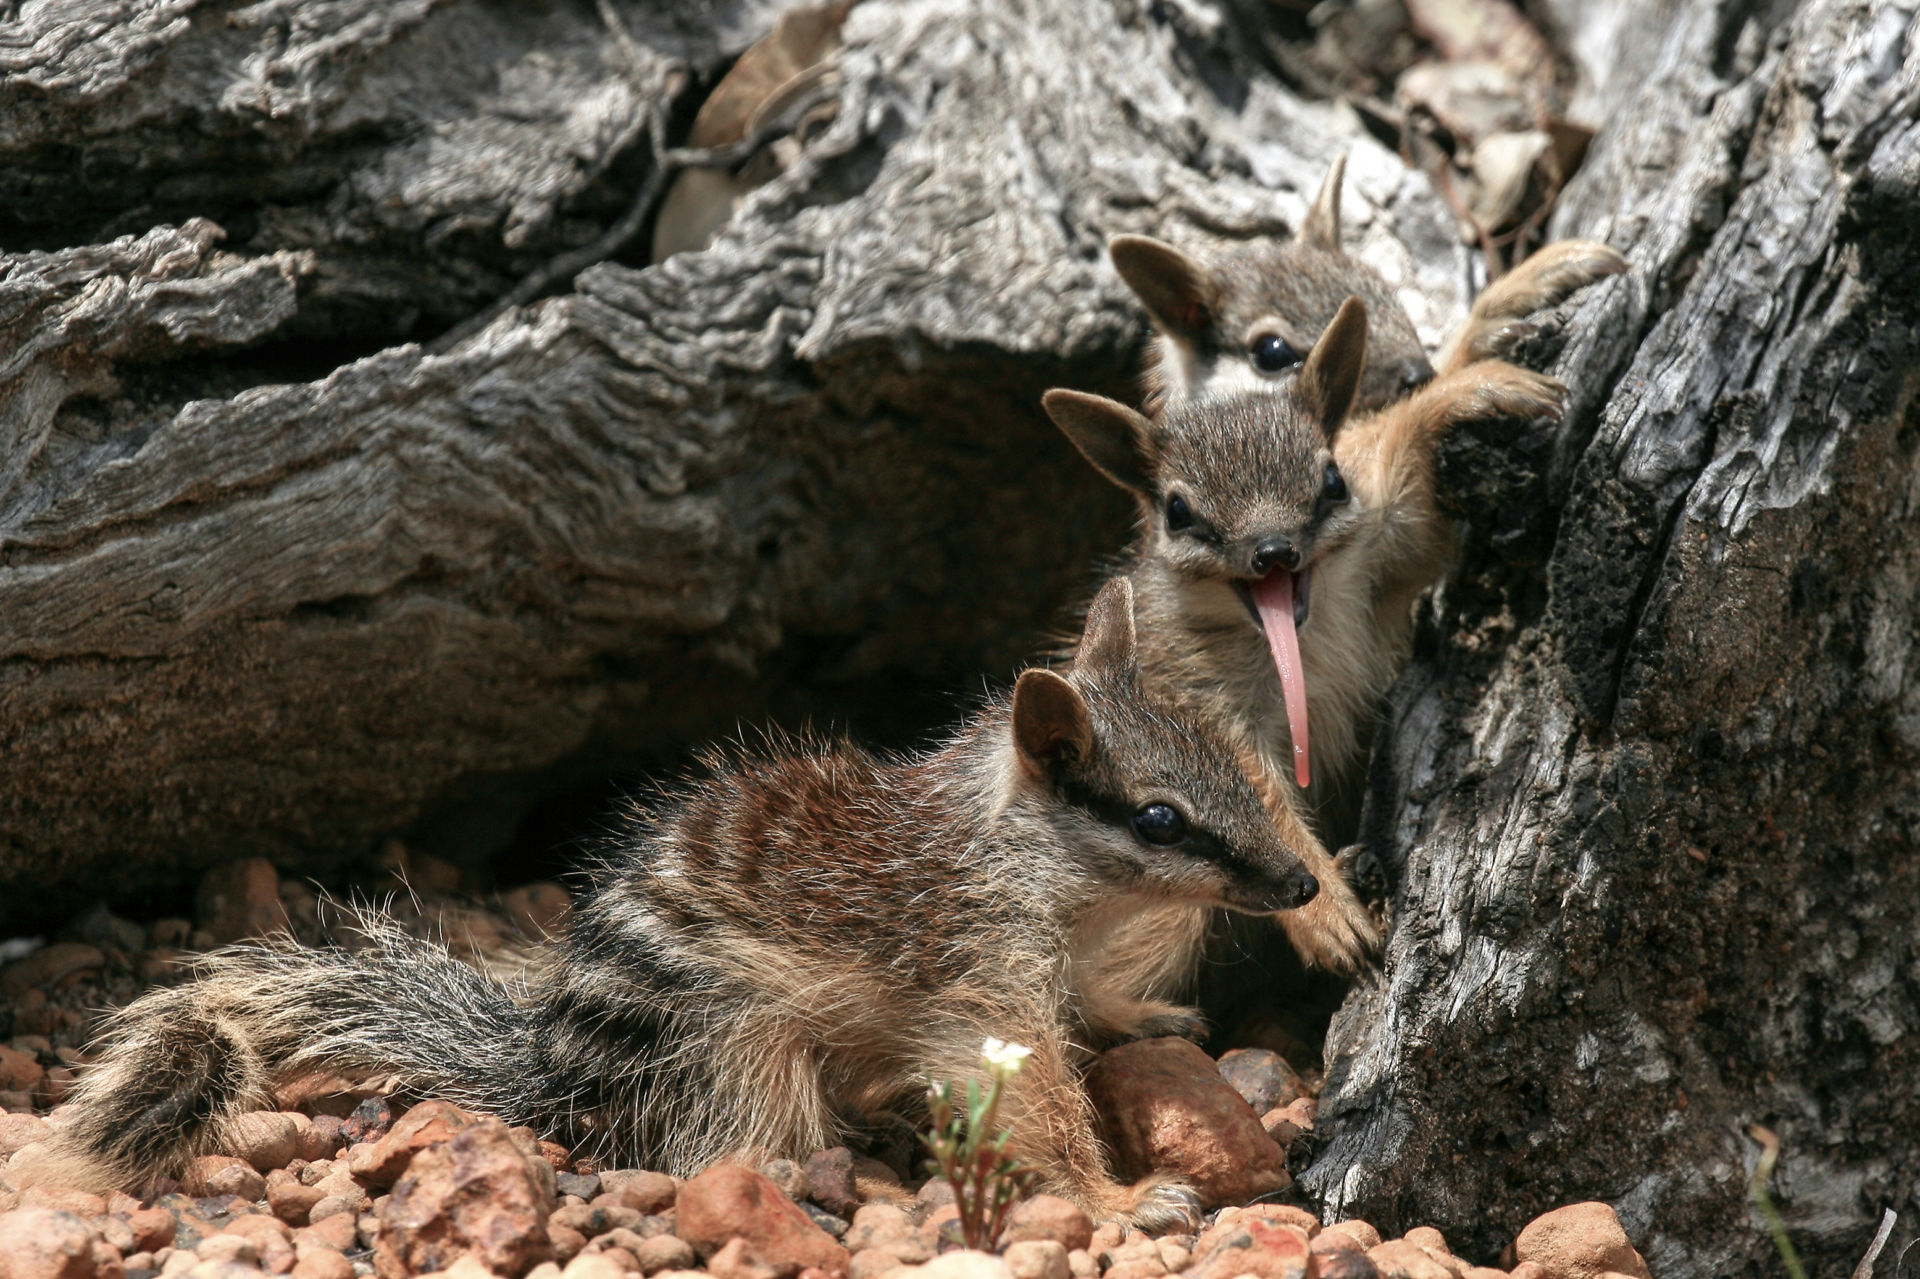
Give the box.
[1076,577,1139,677]
[1109,235,1218,339]
[1041,390,1158,495]
[1012,669,1094,779]
[1298,296,1368,438]
[1299,152,1347,251]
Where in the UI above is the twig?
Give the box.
[1747,1124,1808,1279]
[425,83,839,356]
[1853,1208,1898,1279]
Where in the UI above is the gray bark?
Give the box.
[3,0,1916,1271]
[1310,0,1920,1273]
[0,1,1462,911]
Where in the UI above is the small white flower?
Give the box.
[981,1038,1033,1071]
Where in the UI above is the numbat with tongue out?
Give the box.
[1043,297,1566,969]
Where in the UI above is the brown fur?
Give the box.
[1114,154,1622,424]
[1044,302,1566,973]
[44,580,1316,1229]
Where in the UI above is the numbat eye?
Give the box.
[1249,334,1301,374]
[1323,463,1349,503]
[1131,803,1188,846]
[1165,495,1194,532]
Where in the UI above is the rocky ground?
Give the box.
[0,855,1653,1279]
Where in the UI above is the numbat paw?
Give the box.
[1448,239,1628,369]
[1125,1178,1205,1232]
[1278,874,1381,973]
[1122,1008,1210,1044]
[1456,363,1568,426]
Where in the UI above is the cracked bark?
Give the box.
[1,0,1915,1271]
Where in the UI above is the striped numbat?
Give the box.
[1044,296,1569,978]
[47,578,1319,1229]
[1111,151,1625,420]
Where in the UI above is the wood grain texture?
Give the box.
[1309,0,1920,1271]
[0,0,1461,918]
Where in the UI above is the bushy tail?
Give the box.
[52,913,546,1191]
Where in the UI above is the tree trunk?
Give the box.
[2,0,1915,1271]
[1309,0,1920,1273]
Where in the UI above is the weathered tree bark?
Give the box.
[2,0,1915,1271]
[1309,1,1920,1274]
[0,1,1462,913]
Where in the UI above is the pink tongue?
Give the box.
[1250,570,1310,789]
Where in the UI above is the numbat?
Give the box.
[1044,298,1567,969]
[1112,152,1624,419]
[48,579,1315,1229]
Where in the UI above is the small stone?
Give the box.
[802,1149,859,1219]
[1085,1039,1289,1207]
[895,1254,1014,1279]
[1403,1228,1449,1256]
[801,1204,848,1238]
[0,1206,96,1279]
[761,1159,809,1201]
[0,944,105,998]
[920,1204,961,1251]
[633,1236,697,1276]
[373,1117,557,1279]
[676,1166,850,1272]
[268,1182,326,1227]
[1238,1206,1318,1238]
[345,1100,481,1188]
[1214,1049,1305,1115]
[848,1250,905,1279]
[557,1173,603,1201]
[1316,1253,1380,1279]
[1065,1254,1097,1279]
[191,1158,266,1202]
[846,1206,925,1259]
[227,1112,302,1172]
[1366,1240,1455,1279]
[0,1048,44,1095]
[548,1224,588,1263]
[195,859,290,946]
[1511,1204,1650,1279]
[1004,1241,1068,1279]
[0,1114,50,1160]
[601,1171,678,1214]
[1152,1240,1189,1273]
[1323,1222,1382,1250]
[300,1117,346,1163]
[1463,1269,1512,1279]
[1185,1217,1310,1279]
[708,1238,795,1279]
[997,1197,1093,1252]
[525,1266,563,1279]
[68,904,147,955]
[563,1257,629,1279]
[1274,1098,1314,1133]
[196,1236,261,1266]
[306,1195,359,1225]
[1507,1267,1550,1279]
[294,1212,359,1253]
[128,1208,178,1253]
[342,1097,391,1144]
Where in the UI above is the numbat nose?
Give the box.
[1251,537,1299,574]
[1400,358,1435,392]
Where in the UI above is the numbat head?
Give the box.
[43,578,1311,1230]
[1047,297,1373,791]
[1113,154,1433,417]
